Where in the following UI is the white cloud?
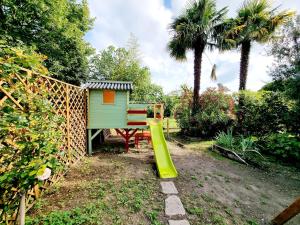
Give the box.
[86,0,300,94]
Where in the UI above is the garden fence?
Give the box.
[0,68,87,224]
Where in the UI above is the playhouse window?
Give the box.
[103,90,115,104]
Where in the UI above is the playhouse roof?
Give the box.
[84,80,133,90]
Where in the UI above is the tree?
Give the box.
[264,15,300,134]
[89,44,163,103]
[268,15,300,81]
[168,0,227,115]
[0,0,94,85]
[220,0,294,91]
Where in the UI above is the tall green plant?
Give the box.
[168,0,227,115]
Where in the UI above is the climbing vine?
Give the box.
[0,44,64,217]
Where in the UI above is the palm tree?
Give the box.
[220,0,294,91]
[168,0,227,115]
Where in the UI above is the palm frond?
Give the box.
[210,64,217,81]
[167,38,187,60]
[168,0,229,59]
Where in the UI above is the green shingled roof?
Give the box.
[84,80,133,90]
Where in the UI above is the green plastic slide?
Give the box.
[149,120,178,178]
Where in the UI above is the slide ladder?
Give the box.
[149,120,178,178]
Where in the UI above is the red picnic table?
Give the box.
[134,131,151,149]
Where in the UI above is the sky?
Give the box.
[85,0,300,94]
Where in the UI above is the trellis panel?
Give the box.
[0,67,87,224]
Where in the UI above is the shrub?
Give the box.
[235,91,292,135]
[174,87,234,137]
[194,88,234,137]
[173,85,193,133]
[257,133,300,164]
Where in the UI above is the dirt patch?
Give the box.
[168,141,300,225]
[27,143,165,225]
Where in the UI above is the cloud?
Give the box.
[85,0,299,94]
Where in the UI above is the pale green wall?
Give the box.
[88,89,128,128]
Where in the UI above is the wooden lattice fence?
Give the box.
[0,68,87,224]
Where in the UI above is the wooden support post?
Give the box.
[272,197,300,225]
[91,129,102,140]
[18,194,26,225]
[66,85,71,160]
[115,129,138,153]
[167,117,170,138]
[88,129,92,155]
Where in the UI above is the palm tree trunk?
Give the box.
[239,40,251,90]
[192,44,204,115]
[238,40,251,133]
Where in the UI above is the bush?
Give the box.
[257,133,300,164]
[173,85,193,133]
[194,88,234,137]
[174,87,234,137]
[235,91,292,135]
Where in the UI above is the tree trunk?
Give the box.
[238,40,251,133]
[239,41,251,90]
[192,44,204,115]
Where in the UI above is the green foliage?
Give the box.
[215,129,234,149]
[194,88,234,137]
[215,130,262,160]
[26,207,95,225]
[173,85,193,132]
[264,15,300,134]
[162,93,180,117]
[217,0,294,91]
[89,44,163,103]
[0,45,63,215]
[220,0,294,48]
[168,0,228,60]
[257,133,300,164]
[26,178,164,225]
[235,91,293,135]
[267,15,300,81]
[168,0,228,114]
[145,210,163,225]
[0,0,94,85]
[174,86,234,137]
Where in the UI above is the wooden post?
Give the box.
[153,104,156,119]
[88,129,92,155]
[66,85,71,160]
[115,129,138,152]
[167,117,170,138]
[272,197,300,225]
[18,194,26,225]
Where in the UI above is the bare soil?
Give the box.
[27,143,165,225]
[168,140,300,225]
[27,137,300,225]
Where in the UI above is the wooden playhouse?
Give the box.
[85,80,163,154]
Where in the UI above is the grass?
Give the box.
[26,154,164,225]
[27,179,163,225]
[181,191,245,225]
[162,118,178,129]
